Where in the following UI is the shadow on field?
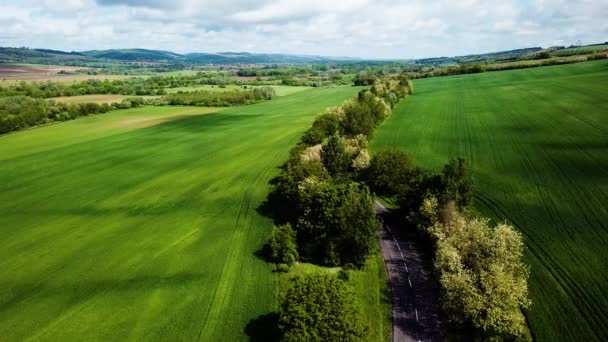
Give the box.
[245,312,280,342]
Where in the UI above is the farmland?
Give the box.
[370,61,608,341]
[0,63,130,83]
[0,86,361,340]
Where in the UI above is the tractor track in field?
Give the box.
[375,201,445,342]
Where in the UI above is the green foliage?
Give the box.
[341,97,376,137]
[273,161,331,223]
[279,274,365,342]
[366,150,416,196]
[427,206,531,338]
[301,112,340,145]
[0,95,149,134]
[163,88,272,106]
[321,135,351,177]
[441,156,474,208]
[269,223,299,265]
[296,181,377,266]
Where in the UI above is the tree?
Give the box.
[341,98,375,137]
[301,113,340,145]
[367,150,416,196]
[297,181,377,266]
[428,207,531,338]
[321,135,351,177]
[272,161,330,224]
[269,223,299,265]
[441,156,474,208]
[279,274,365,342]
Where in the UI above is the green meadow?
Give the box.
[370,61,608,341]
[0,87,363,340]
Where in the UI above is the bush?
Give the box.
[279,274,365,341]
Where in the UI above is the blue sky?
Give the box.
[1,0,606,58]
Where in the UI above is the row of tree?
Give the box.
[163,87,275,106]
[405,52,607,79]
[366,149,532,340]
[0,96,145,134]
[0,72,278,99]
[264,76,412,341]
[0,87,278,134]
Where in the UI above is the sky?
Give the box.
[1,0,607,59]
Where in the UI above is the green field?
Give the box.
[370,61,608,341]
[0,87,361,340]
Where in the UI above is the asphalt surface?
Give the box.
[375,201,445,342]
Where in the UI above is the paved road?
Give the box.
[375,201,445,342]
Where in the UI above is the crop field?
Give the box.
[0,64,129,83]
[370,61,608,341]
[0,86,360,341]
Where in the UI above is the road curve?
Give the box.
[375,201,445,342]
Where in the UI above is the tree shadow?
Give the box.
[253,242,273,263]
[245,312,281,342]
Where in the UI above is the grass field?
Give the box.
[165,84,311,96]
[370,61,608,342]
[48,94,160,104]
[0,86,361,341]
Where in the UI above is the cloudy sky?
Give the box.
[1,0,607,58]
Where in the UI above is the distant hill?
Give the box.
[80,49,358,64]
[1,44,604,66]
[0,47,94,65]
[81,49,182,61]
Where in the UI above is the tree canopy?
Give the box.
[279,274,365,342]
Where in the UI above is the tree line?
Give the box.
[262,76,412,341]
[0,96,145,134]
[405,52,607,79]
[0,87,276,135]
[163,87,275,106]
[367,149,532,340]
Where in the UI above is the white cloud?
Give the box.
[1,0,607,58]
